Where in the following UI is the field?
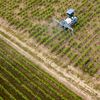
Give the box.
[0,38,82,100]
[0,0,100,100]
[0,0,99,75]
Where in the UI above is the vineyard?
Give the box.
[0,0,100,100]
[0,0,99,75]
[0,38,82,100]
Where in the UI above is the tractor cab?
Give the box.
[66,9,75,18]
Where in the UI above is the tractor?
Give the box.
[55,8,78,34]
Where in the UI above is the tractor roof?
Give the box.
[67,9,75,15]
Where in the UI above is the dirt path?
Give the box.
[0,26,100,100]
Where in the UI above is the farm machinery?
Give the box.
[55,8,78,33]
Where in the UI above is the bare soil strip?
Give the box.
[0,26,100,100]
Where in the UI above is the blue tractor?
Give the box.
[55,9,78,33]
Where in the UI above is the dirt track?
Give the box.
[0,26,100,100]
